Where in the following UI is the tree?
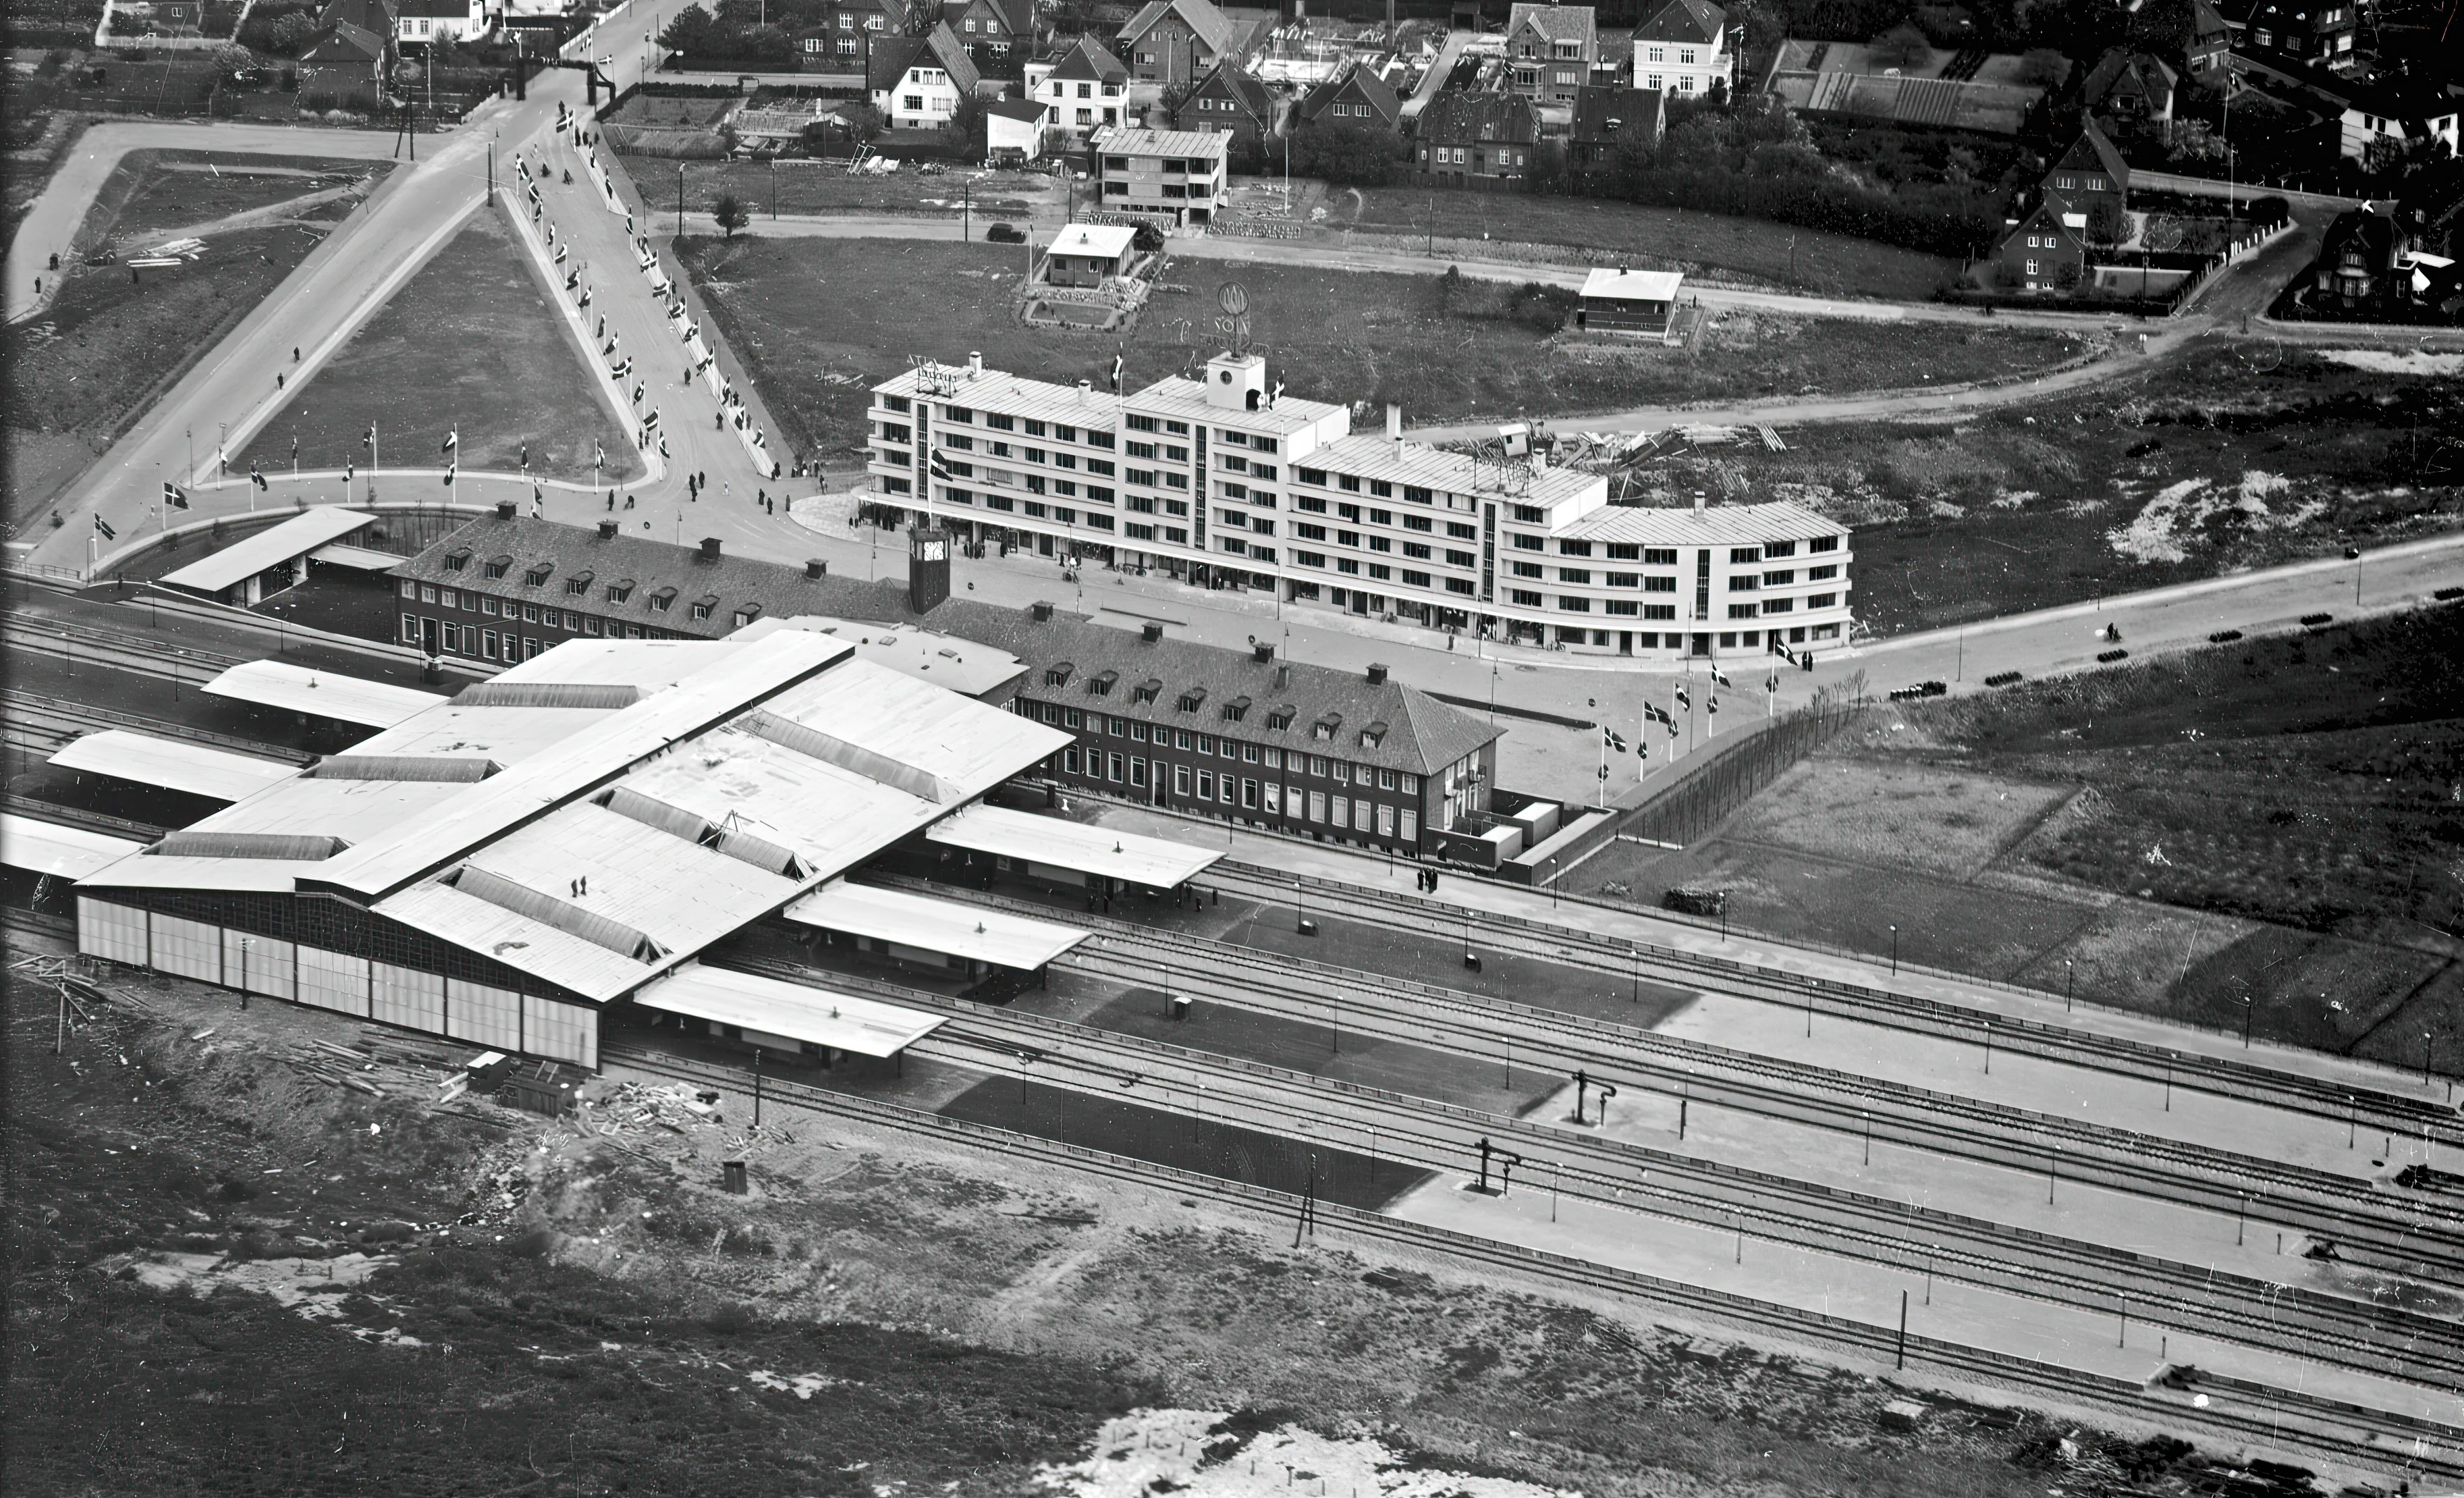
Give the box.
[712,191,752,237]
[1289,122,1406,186]
[734,21,794,67]
[658,3,719,53]
[2085,197,2126,250]
[946,95,987,156]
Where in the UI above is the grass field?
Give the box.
[1338,186,1961,299]
[1577,607,2464,1065]
[3,152,393,529]
[1637,345,2464,635]
[626,155,1052,218]
[236,210,639,485]
[677,236,2080,459]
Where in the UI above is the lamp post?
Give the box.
[677,161,686,239]
[1888,923,1899,975]
[2064,958,2074,1012]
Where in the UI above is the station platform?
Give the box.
[927,803,1223,891]
[202,658,447,730]
[48,728,300,803]
[1082,803,2455,1111]
[632,961,944,1059]
[784,880,1087,971]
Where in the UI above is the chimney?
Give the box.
[1367,662,1388,686]
[597,519,618,539]
[699,537,722,561]
[1141,621,1164,643]
[1252,641,1275,664]
[1693,490,1706,516]
[1384,403,1402,442]
[967,350,984,378]
[1077,378,1091,402]
[1531,450,1548,475]
[495,500,517,520]
[1275,663,1290,689]
[804,558,827,579]
[1031,600,1054,621]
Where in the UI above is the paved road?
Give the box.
[6,119,406,325]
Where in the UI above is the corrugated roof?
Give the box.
[1,811,144,880]
[49,730,301,803]
[925,805,1223,887]
[873,363,1131,429]
[1581,266,1685,302]
[784,880,1088,968]
[1561,500,1845,547]
[202,659,445,729]
[633,963,946,1057]
[157,508,378,595]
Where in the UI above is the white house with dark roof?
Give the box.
[1029,35,1129,148]
[1631,0,1733,98]
[393,0,486,45]
[868,22,981,129]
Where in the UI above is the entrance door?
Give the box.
[1619,631,1632,654]
[1037,533,1053,556]
[1691,632,1711,657]
[421,616,440,655]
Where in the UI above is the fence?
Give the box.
[2163,212,2295,316]
[1619,692,1863,848]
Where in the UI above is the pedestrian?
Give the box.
[132,267,139,285]
[607,491,615,512]
[293,346,300,362]
[31,277,38,294]
[276,373,285,390]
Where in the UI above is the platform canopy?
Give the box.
[49,729,301,803]
[784,880,1087,969]
[632,963,945,1057]
[924,804,1222,888]
[202,658,447,730]
[308,543,404,571]
[1,811,146,880]
[157,507,375,596]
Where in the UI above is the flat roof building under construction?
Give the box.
[71,633,1072,1070]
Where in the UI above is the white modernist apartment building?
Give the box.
[869,352,1851,660]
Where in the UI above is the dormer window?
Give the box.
[443,549,470,572]
[1176,687,1208,712]
[1312,714,1341,740]
[524,564,552,588]
[1045,662,1075,687]
[689,595,717,621]
[1221,695,1251,723]
[1266,705,1295,730]
[564,570,594,596]
[1087,669,1119,696]
[648,587,676,613]
[1359,722,1388,749]
[606,580,634,604]
[1133,678,1161,704]
[483,554,512,579]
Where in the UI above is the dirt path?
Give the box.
[107,180,374,255]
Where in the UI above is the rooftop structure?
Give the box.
[633,963,946,1059]
[203,658,447,729]
[156,507,382,606]
[72,633,1073,1069]
[924,804,1222,888]
[784,879,1088,969]
[2,811,146,881]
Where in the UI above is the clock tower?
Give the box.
[908,524,951,614]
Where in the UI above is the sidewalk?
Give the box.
[1076,802,2455,1108]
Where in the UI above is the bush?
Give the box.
[703,1300,755,1333]
[505,1225,558,1258]
[1290,121,1406,187]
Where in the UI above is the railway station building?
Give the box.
[57,631,1221,1072]
[865,352,1854,662]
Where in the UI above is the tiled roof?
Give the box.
[1570,83,1662,144]
[1190,61,1272,119]
[1507,1,1597,45]
[1117,0,1236,53]
[1298,61,1400,124]
[985,96,1048,122]
[937,602,1502,776]
[2056,122,2131,187]
[1633,0,1722,43]
[2081,49,2176,108]
[869,22,981,94]
[1417,91,1541,144]
[1049,34,1128,82]
[301,18,384,62]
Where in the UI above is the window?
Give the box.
[1809,535,1839,552]
[1809,592,1838,608]
[1511,560,1543,578]
[1510,588,1543,607]
[1511,534,1543,551]
[1558,568,1590,584]
[1808,564,1838,581]
[1728,574,1758,591]
[1727,602,1759,618]
[1560,596,1590,612]
[1644,604,1676,620]
[1644,547,1677,565]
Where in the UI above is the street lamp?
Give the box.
[1888,923,1899,975]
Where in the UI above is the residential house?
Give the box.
[1116,0,1238,86]
[2125,0,2230,78]
[1568,84,1663,169]
[1994,188,2087,292]
[1414,92,1541,187]
[984,96,1049,161]
[1295,61,1402,131]
[393,0,486,47]
[1631,0,1732,100]
[1094,126,1229,226]
[798,0,913,70]
[2311,208,2409,306]
[2323,76,2461,167]
[2046,122,2131,227]
[869,23,982,130]
[297,15,389,107]
[1042,221,1140,286]
[2081,49,2179,134]
[2231,0,2357,71]
[1575,267,1683,336]
[1172,62,1274,161]
[1030,36,1130,149]
[1503,2,1596,106]
[941,0,1035,74]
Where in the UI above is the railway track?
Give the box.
[886,876,2464,1280]
[1,609,252,690]
[1200,861,2463,1148]
[600,1038,2464,1487]
[712,950,2464,1394]
[1,687,314,764]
